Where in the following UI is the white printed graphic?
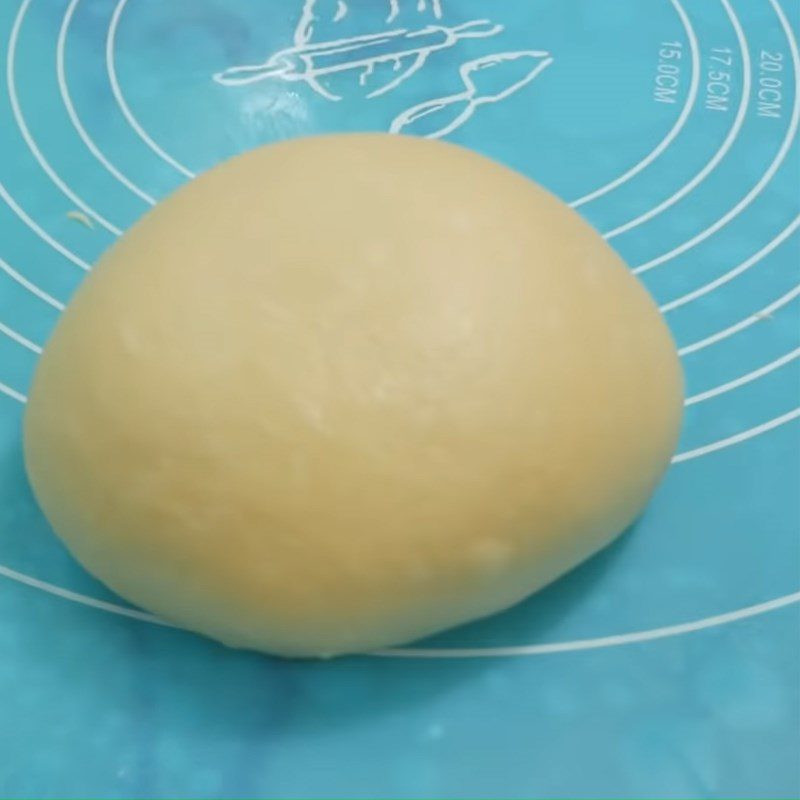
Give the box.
[213,0,552,138]
[390,50,553,138]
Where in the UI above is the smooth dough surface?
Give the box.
[24,134,683,657]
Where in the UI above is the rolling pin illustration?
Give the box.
[390,50,553,138]
[213,19,503,100]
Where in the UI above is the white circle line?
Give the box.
[632,0,800,275]
[569,0,700,209]
[0,555,796,659]
[0,321,41,354]
[106,0,196,179]
[8,0,122,236]
[603,0,751,239]
[57,0,156,207]
[0,563,166,625]
[0,179,90,271]
[679,282,800,356]
[0,381,26,404]
[672,406,800,462]
[660,213,800,312]
[379,592,800,658]
[685,346,800,405]
[0,255,66,311]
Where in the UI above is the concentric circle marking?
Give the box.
[684,347,800,406]
[0,178,90,271]
[672,407,800,462]
[0,562,164,625]
[632,0,800,274]
[57,0,157,207]
[0,321,41,353]
[379,592,800,658]
[0,382,26,404]
[660,214,800,312]
[0,256,66,311]
[602,0,751,240]
[679,283,800,356]
[7,0,123,235]
[0,531,797,660]
[106,0,195,179]
[568,0,700,209]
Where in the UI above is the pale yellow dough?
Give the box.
[24,134,683,657]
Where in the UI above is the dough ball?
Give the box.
[24,134,683,657]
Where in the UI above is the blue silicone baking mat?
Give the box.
[1,1,799,797]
